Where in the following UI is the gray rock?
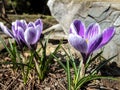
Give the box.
[47,1,115,34]
[43,24,68,40]
[114,16,120,26]
[115,27,120,35]
[103,41,118,63]
[99,20,112,30]
[113,34,120,46]
[47,0,92,34]
[88,2,110,18]
[85,16,96,27]
[95,8,112,22]
[108,11,120,22]
[47,0,120,66]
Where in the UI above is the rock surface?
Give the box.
[47,0,120,66]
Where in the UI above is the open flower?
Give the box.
[68,20,115,64]
[0,19,43,49]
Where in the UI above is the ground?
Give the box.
[0,14,120,90]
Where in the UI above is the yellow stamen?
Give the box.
[86,39,89,43]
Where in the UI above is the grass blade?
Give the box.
[66,58,71,90]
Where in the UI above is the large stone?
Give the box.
[47,0,91,34]
[47,1,114,34]
[47,0,120,66]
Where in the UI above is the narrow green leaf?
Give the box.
[0,36,14,57]
[74,60,83,86]
[51,54,67,72]
[66,58,71,90]
[75,75,117,90]
[68,48,77,77]
[92,54,117,75]
[85,51,103,69]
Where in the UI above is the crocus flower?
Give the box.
[0,19,43,49]
[68,20,115,64]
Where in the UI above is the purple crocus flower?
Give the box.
[0,19,43,49]
[68,20,115,64]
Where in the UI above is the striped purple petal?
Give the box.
[97,27,115,49]
[24,19,43,48]
[85,23,100,41]
[24,27,38,45]
[12,20,27,31]
[35,19,43,33]
[19,20,27,30]
[68,34,88,53]
[35,19,43,27]
[17,27,25,43]
[28,22,35,28]
[88,34,103,54]
[0,22,14,37]
[70,20,85,37]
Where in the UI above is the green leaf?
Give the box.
[75,75,117,90]
[85,50,103,69]
[92,54,117,75]
[68,47,77,78]
[0,36,14,57]
[51,54,67,72]
[74,60,83,86]
[45,40,62,70]
[66,58,71,90]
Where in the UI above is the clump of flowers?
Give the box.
[0,18,117,89]
[0,19,60,83]
[0,19,43,49]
